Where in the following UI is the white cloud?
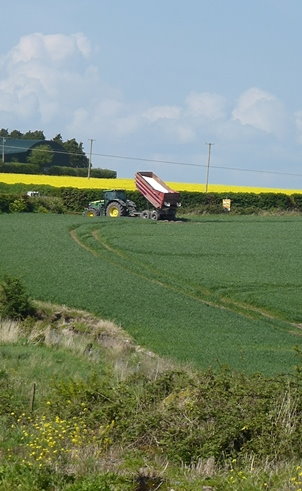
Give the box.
[232,87,286,137]
[185,91,227,120]
[8,33,91,65]
[0,33,94,125]
[143,105,181,123]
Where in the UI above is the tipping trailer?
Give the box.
[83,172,181,220]
[135,171,181,220]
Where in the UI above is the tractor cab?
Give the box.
[104,190,127,202]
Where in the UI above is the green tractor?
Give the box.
[83,190,137,218]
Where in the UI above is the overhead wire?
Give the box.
[3,142,302,178]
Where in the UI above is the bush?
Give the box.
[60,188,100,211]
[76,167,117,178]
[258,192,293,210]
[0,276,36,320]
[0,194,15,213]
[9,199,28,213]
[47,166,117,178]
[47,166,77,176]
[0,163,39,174]
[292,193,302,211]
[28,196,65,214]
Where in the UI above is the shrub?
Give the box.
[60,188,102,211]
[8,199,27,213]
[47,166,117,178]
[0,163,40,174]
[258,192,293,210]
[0,195,14,213]
[0,276,36,320]
[292,193,302,211]
[28,196,65,214]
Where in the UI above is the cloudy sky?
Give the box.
[1,0,302,188]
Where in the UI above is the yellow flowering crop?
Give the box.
[1,172,301,195]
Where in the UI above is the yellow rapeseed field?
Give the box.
[0,173,301,194]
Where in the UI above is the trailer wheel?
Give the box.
[150,210,160,221]
[141,210,150,219]
[84,208,98,217]
[106,202,125,218]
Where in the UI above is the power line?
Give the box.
[3,143,302,179]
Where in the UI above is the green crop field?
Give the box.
[0,213,301,375]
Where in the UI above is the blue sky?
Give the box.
[1,0,302,188]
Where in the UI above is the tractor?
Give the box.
[83,190,137,218]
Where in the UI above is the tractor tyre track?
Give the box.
[70,225,302,335]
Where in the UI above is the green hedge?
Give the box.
[179,191,302,213]
[0,164,116,179]
[0,163,40,174]
[1,183,302,214]
[47,166,117,178]
[0,194,65,214]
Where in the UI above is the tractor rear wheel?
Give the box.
[106,202,125,218]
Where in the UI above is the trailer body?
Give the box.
[135,171,181,213]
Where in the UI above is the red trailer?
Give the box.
[135,171,181,220]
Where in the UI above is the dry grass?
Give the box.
[0,319,20,342]
[0,301,177,380]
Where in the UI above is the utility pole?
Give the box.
[2,137,6,163]
[87,138,95,179]
[205,142,214,192]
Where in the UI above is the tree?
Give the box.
[10,130,23,139]
[27,144,54,170]
[23,130,45,140]
[61,138,89,168]
[0,129,9,137]
[52,133,63,144]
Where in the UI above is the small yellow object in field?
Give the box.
[0,173,301,195]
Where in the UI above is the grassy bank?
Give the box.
[0,305,302,490]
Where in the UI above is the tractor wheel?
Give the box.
[106,202,125,218]
[141,210,150,219]
[84,208,98,217]
[150,209,160,221]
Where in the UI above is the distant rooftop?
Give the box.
[2,138,69,166]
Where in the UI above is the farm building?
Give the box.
[2,138,68,166]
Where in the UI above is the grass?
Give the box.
[0,213,301,375]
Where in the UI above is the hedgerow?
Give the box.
[2,182,302,214]
[47,166,117,178]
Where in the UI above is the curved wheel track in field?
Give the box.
[70,225,302,335]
